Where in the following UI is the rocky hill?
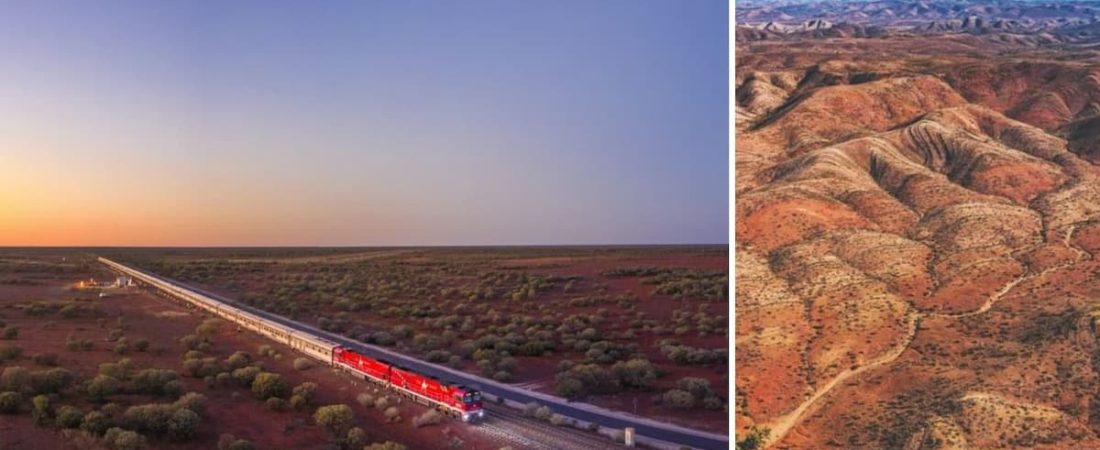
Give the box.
[736,5,1100,447]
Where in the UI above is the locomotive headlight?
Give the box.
[478,410,485,418]
[462,413,471,422]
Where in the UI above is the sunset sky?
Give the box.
[0,1,728,246]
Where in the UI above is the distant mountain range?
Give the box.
[737,0,1100,42]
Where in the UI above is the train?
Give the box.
[97,257,486,422]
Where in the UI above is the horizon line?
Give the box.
[0,243,730,249]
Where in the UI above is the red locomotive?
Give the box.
[333,347,484,421]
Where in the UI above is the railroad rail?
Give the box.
[98,257,729,450]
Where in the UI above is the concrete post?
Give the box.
[624,427,635,447]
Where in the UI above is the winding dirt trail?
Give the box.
[762,223,1089,448]
[764,312,920,445]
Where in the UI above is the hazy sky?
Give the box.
[0,1,728,246]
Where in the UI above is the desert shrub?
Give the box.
[30,368,73,394]
[173,392,207,414]
[587,422,600,432]
[257,344,275,358]
[533,405,553,421]
[195,319,219,338]
[737,426,770,450]
[523,402,540,416]
[114,339,130,355]
[108,329,124,342]
[290,394,308,410]
[227,440,255,450]
[425,350,450,363]
[391,325,413,339]
[374,396,389,410]
[413,409,443,428]
[0,345,23,361]
[105,427,148,450]
[493,370,512,382]
[32,353,58,366]
[369,331,396,346]
[292,357,312,371]
[2,326,19,340]
[555,377,584,399]
[292,382,317,403]
[676,377,714,398]
[55,405,83,428]
[123,403,176,435]
[225,351,251,370]
[31,394,51,425]
[384,406,401,423]
[549,413,568,426]
[81,410,112,435]
[265,397,288,411]
[0,391,21,413]
[215,372,232,387]
[86,375,121,402]
[702,395,725,410]
[659,341,726,366]
[133,339,149,352]
[164,380,183,397]
[232,366,261,386]
[346,427,367,447]
[251,372,288,400]
[132,369,180,396]
[662,389,695,409]
[218,434,255,450]
[612,358,658,389]
[59,304,78,318]
[0,366,30,393]
[101,402,122,417]
[98,358,133,380]
[356,392,374,407]
[554,363,619,399]
[183,357,223,378]
[314,404,355,437]
[178,334,199,350]
[167,408,200,441]
[364,442,407,450]
[66,337,93,351]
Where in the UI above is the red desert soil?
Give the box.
[0,252,505,450]
[736,8,1100,447]
[114,247,730,435]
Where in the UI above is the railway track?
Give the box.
[480,404,628,450]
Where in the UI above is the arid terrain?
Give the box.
[107,246,729,436]
[737,1,1100,449]
[0,250,618,450]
